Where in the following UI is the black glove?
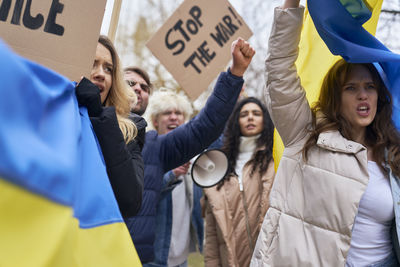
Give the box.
[75,77,103,117]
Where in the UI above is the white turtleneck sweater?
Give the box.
[234,134,260,191]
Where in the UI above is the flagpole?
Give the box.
[108,0,123,43]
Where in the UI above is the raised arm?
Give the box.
[281,0,300,9]
[156,38,255,172]
[264,2,311,147]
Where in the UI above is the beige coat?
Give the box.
[203,160,275,267]
[251,7,371,267]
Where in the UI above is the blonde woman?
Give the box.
[75,35,143,218]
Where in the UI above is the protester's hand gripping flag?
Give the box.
[0,40,141,267]
[273,0,385,168]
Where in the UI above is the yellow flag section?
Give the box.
[0,40,141,267]
[272,0,383,169]
[0,179,141,267]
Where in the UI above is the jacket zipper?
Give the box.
[239,177,254,251]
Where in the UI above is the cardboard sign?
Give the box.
[0,0,107,81]
[147,0,253,100]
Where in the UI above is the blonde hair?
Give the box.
[98,35,137,143]
[144,88,193,131]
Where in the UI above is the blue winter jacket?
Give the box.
[147,170,203,267]
[124,70,244,263]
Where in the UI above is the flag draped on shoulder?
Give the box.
[273,0,385,168]
[0,40,141,267]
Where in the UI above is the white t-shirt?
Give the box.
[168,175,191,266]
[346,161,394,266]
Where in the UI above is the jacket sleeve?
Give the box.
[204,201,222,267]
[160,171,182,198]
[90,107,144,218]
[207,134,224,150]
[260,160,276,220]
[158,70,244,172]
[265,6,311,147]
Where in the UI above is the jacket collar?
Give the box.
[316,131,366,154]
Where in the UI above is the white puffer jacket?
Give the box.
[251,7,371,266]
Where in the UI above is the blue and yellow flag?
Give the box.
[273,0,385,168]
[0,40,141,266]
[308,0,400,128]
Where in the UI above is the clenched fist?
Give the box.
[230,38,256,77]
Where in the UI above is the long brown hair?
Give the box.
[303,59,400,177]
[217,97,274,190]
[98,35,137,143]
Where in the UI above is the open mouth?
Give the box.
[167,124,178,130]
[134,92,142,102]
[357,104,370,116]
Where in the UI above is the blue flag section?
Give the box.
[0,40,141,266]
[307,0,400,129]
[0,40,79,206]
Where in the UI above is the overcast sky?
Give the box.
[100,0,262,35]
[100,0,398,52]
[100,0,114,35]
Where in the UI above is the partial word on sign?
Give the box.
[0,0,65,36]
[183,6,243,74]
[165,5,202,56]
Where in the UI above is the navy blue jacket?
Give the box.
[124,70,244,263]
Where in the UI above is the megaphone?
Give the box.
[190,149,229,188]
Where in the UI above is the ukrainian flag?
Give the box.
[273,0,387,168]
[308,0,400,128]
[0,40,141,266]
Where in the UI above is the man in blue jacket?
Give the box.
[144,89,202,267]
[124,37,255,264]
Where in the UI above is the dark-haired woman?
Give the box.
[203,97,275,267]
[251,1,400,266]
